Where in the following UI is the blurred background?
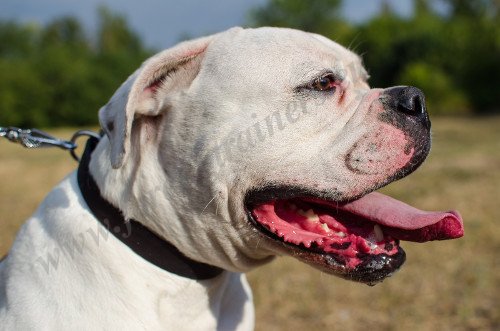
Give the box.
[1,0,499,329]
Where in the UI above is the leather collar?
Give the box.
[77,136,224,280]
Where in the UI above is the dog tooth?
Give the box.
[306,209,319,221]
[374,225,384,242]
[298,208,319,222]
[309,216,320,222]
[336,231,346,238]
[321,223,330,232]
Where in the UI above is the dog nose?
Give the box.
[384,86,430,129]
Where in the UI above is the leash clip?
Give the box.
[0,126,76,149]
[0,126,101,162]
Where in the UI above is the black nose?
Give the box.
[384,86,430,129]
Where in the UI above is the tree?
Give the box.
[0,7,153,127]
[40,17,88,51]
[0,21,37,58]
[441,0,498,17]
[96,6,143,55]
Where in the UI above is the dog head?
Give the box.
[93,27,463,284]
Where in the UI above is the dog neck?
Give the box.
[77,136,224,280]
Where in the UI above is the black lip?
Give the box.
[244,190,407,284]
[348,248,406,284]
[245,185,344,207]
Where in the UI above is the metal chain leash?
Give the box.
[0,126,101,162]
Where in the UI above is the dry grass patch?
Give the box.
[0,128,84,254]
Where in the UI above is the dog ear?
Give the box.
[98,35,214,169]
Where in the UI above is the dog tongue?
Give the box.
[340,192,464,242]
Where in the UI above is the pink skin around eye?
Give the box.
[331,78,347,103]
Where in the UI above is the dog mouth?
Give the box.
[245,189,463,285]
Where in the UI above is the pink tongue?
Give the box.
[340,192,464,242]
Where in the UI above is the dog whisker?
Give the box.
[215,199,220,216]
[200,195,217,215]
[255,237,262,250]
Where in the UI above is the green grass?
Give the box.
[1,118,499,330]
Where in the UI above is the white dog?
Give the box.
[0,27,463,330]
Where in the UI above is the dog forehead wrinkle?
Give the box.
[203,28,347,89]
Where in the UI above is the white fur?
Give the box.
[0,174,254,330]
[0,27,414,329]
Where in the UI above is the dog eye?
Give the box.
[311,74,337,92]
